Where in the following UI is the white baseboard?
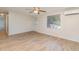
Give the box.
[35,31,79,43]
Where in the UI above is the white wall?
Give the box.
[8,11,33,35]
[36,10,79,42]
[29,16,37,31]
[7,9,79,42]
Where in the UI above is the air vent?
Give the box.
[64,9,79,16]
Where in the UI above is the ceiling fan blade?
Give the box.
[33,7,36,10]
[39,10,46,12]
[29,11,33,13]
[38,7,40,9]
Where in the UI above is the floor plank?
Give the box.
[0,31,79,51]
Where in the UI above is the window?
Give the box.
[47,14,61,29]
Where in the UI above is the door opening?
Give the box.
[0,15,8,37]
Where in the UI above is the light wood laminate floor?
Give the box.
[0,31,79,51]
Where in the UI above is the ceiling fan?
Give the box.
[29,7,46,14]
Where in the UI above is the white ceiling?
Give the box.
[0,7,79,16]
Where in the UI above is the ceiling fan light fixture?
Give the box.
[34,10,38,14]
[28,7,46,14]
[0,13,4,16]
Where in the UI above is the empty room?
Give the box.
[0,7,79,51]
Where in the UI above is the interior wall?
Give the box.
[35,10,79,42]
[32,16,38,31]
[7,9,79,42]
[8,11,33,35]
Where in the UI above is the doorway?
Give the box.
[0,15,8,37]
